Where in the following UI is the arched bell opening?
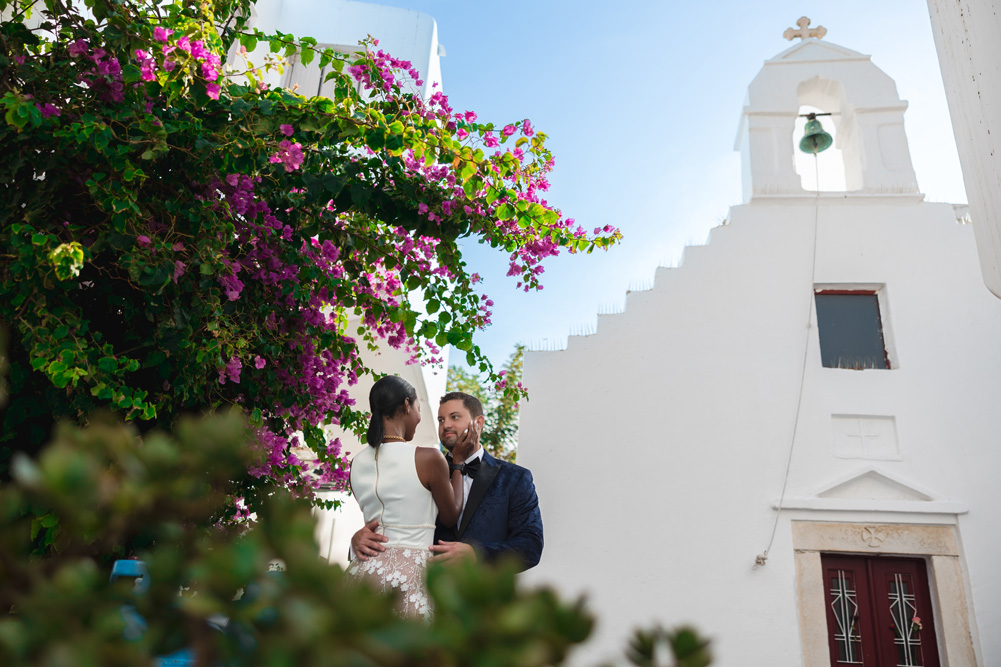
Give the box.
[793,104,846,192]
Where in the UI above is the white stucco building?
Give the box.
[241,0,449,565]
[521,34,1001,666]
[242,0,445,98]
[925,0,1001,298]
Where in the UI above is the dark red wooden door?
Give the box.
[821,554,940,667]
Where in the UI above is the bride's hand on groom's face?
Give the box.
[351,518,388,561]
[453,421,479,460]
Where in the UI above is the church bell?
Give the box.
[798,113,833,154]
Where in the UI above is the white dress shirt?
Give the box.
[458,447,485,526]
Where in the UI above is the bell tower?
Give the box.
[734,19,920,202]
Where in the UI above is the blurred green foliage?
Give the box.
[0,409,710,666]
[0,412,592,665]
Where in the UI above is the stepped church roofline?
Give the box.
[735,20,921,203]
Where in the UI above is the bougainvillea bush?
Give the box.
[0,0,620,511]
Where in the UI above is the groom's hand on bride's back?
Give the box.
[351,519,388,561]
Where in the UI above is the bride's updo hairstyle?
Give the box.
[367,375,418,447]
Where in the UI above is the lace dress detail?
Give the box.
[347,443,438,621]
[347,545,432,620]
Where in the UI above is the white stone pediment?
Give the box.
[776,467,968,514]
[770,39,868,63]
[817,468,931,501]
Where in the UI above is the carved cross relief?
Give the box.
[784,17,827,41]
[860,526,887,548]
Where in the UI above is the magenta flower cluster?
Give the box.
[344,47,603,294]
[69,39,124,103]
[347,44,425,94]
[268,140,305,172]
[146,27,224,99]
[203,173,376,489]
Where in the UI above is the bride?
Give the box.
[346,375,475,619]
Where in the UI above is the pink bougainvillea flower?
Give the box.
[67,39,88,57]
[201,62,219,81]
[254,355,267,369]
[205,82,221,100]
[36,103,61,118]
[137,235,151,246]
[13,55,25,65]
[463,111,477,123]
[218,356,242,384]
[153,27,173,42]
[483,133,499,148]
[280,124,294,137]
[173,260,186,282]
[502,124,516,137]
[176,36,192,53]
[189,40,210,60]
[456,128,469,140]
[522,119,534,136]
[268,140,304,172]
[135,49,156,81]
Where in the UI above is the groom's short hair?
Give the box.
[440,391,483,419]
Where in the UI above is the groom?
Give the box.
[350,391,544,572]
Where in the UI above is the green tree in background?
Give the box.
[447,345,524,462]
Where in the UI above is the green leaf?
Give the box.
[495,203,515,221]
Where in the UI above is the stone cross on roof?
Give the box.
[783,16,827,41]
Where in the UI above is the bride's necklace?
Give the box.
[382,435,405,442]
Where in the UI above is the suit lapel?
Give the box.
[457,452,499,538]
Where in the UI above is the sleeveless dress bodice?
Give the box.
[347,442,436,620]
[349,442,436,547]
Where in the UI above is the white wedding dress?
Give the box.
[347,442,436,620]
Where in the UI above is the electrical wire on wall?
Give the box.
[753,145,825,570]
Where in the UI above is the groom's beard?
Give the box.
[440,432,458,451]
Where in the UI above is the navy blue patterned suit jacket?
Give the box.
[434,450,543,571]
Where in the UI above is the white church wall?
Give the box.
[522,195,1001,664]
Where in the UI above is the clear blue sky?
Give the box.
[381,1,966,369]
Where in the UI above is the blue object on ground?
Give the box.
[110,560,196,666]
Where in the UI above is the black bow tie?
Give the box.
[449,454,482,479]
